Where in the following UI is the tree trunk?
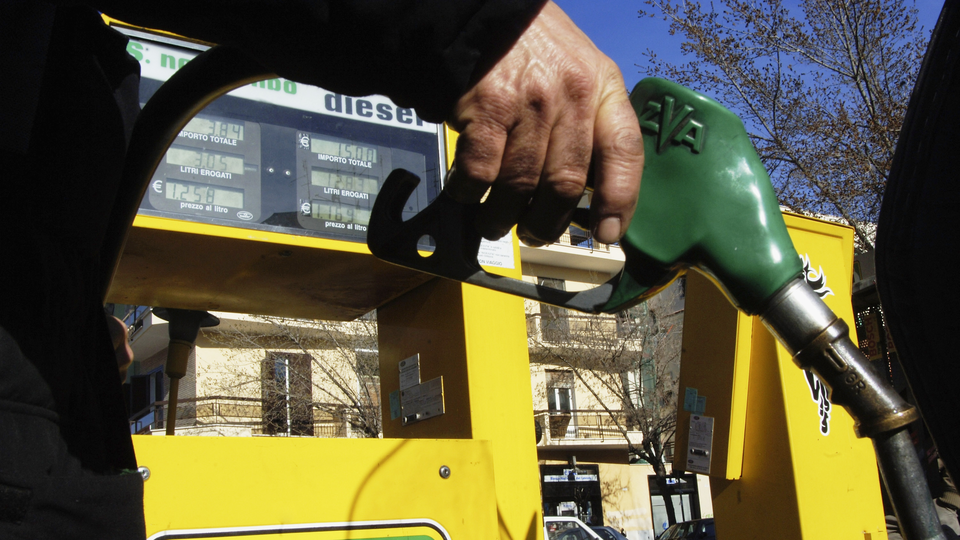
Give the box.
[652,461,678,527]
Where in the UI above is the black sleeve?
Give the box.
[91,0,547,122]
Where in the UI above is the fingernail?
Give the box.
[595,217,622,244]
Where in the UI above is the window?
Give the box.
[546,370,575,412]
[546,370,576,438]
[539,278,569,342]
[127,367,164,433]
[262,352,314,436]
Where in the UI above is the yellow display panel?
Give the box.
[134,436,497,540]
[149,522,443,540]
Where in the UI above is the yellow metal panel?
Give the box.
[460,284,542,540]
[444,126,459,170]
[378,240,542,540]
[133,215,376,254]
[775,214,885,539]
[680,213,886,539]
[378,279,473,440]
[710,320,805,539]
[674,270,753,480]
[134,436,497,540]
[109,216,433,320]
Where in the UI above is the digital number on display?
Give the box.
[182,117,245,141]
[165,179,245,208]
[311,137,378,162]
[311,202,371,225]
[311,169,379,195]
[166,146,245,175]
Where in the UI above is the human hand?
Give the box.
[444,1,643,247]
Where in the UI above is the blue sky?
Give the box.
[554,0,946,93]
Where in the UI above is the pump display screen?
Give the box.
[134,34,441,242]
[310,202,372,225]
[147,113,262,222]
[165,179,245,208]
[295,131,427,238]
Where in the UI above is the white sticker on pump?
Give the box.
[686,415,714,474]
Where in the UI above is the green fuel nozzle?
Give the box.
[369,78,942,539]
[604,79,801,314]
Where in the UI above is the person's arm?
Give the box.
[92,0,545,121]
[95,0,642,245]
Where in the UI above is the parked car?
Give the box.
[544,516,604,540]
[591,525,629,540]
[657,518,715,540]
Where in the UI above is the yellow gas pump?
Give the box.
[103,19,943,540]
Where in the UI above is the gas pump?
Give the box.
[103,24,945,540]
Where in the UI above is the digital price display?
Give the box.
[182,116,245,141]
[165,179,245,208]
[296,132,428,239]
[310,139,377,163]
[310,169,379,196]
[309,202,371,225]
[147,114,262,222]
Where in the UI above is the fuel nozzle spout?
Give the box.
[759,278,945,540]
[760,278,918,437]
[153,308,220,436]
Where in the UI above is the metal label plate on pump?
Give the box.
[396,354,445,425]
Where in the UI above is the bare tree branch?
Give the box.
[204,313,382,438]
[640,0,928,251]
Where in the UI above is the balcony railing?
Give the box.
[527,312,639,344]
[129,396,378,437]
[534,409,641,445]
